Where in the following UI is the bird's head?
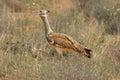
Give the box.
[32,10,50,17]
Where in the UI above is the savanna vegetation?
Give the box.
[0,0,120,80]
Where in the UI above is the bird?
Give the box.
[32,10,92,58]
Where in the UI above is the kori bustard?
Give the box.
[33,10,92,58]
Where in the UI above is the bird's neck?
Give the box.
[41,15,53,36]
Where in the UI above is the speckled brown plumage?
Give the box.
[47,32,91,58]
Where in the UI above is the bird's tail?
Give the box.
[83,48,92,58]
[74,43,92,58]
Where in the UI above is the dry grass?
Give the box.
[0,0,120,80]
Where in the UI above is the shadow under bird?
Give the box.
[32,10,92,58]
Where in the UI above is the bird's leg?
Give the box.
[55,48,63,59]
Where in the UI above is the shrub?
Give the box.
[79,0,120,34]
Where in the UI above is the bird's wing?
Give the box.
[47,32,78,50]
[47,32,92,58]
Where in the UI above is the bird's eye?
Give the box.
[47,10,50,13]
[40,11,42,12]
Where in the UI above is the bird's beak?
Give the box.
[32,11,40,14]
